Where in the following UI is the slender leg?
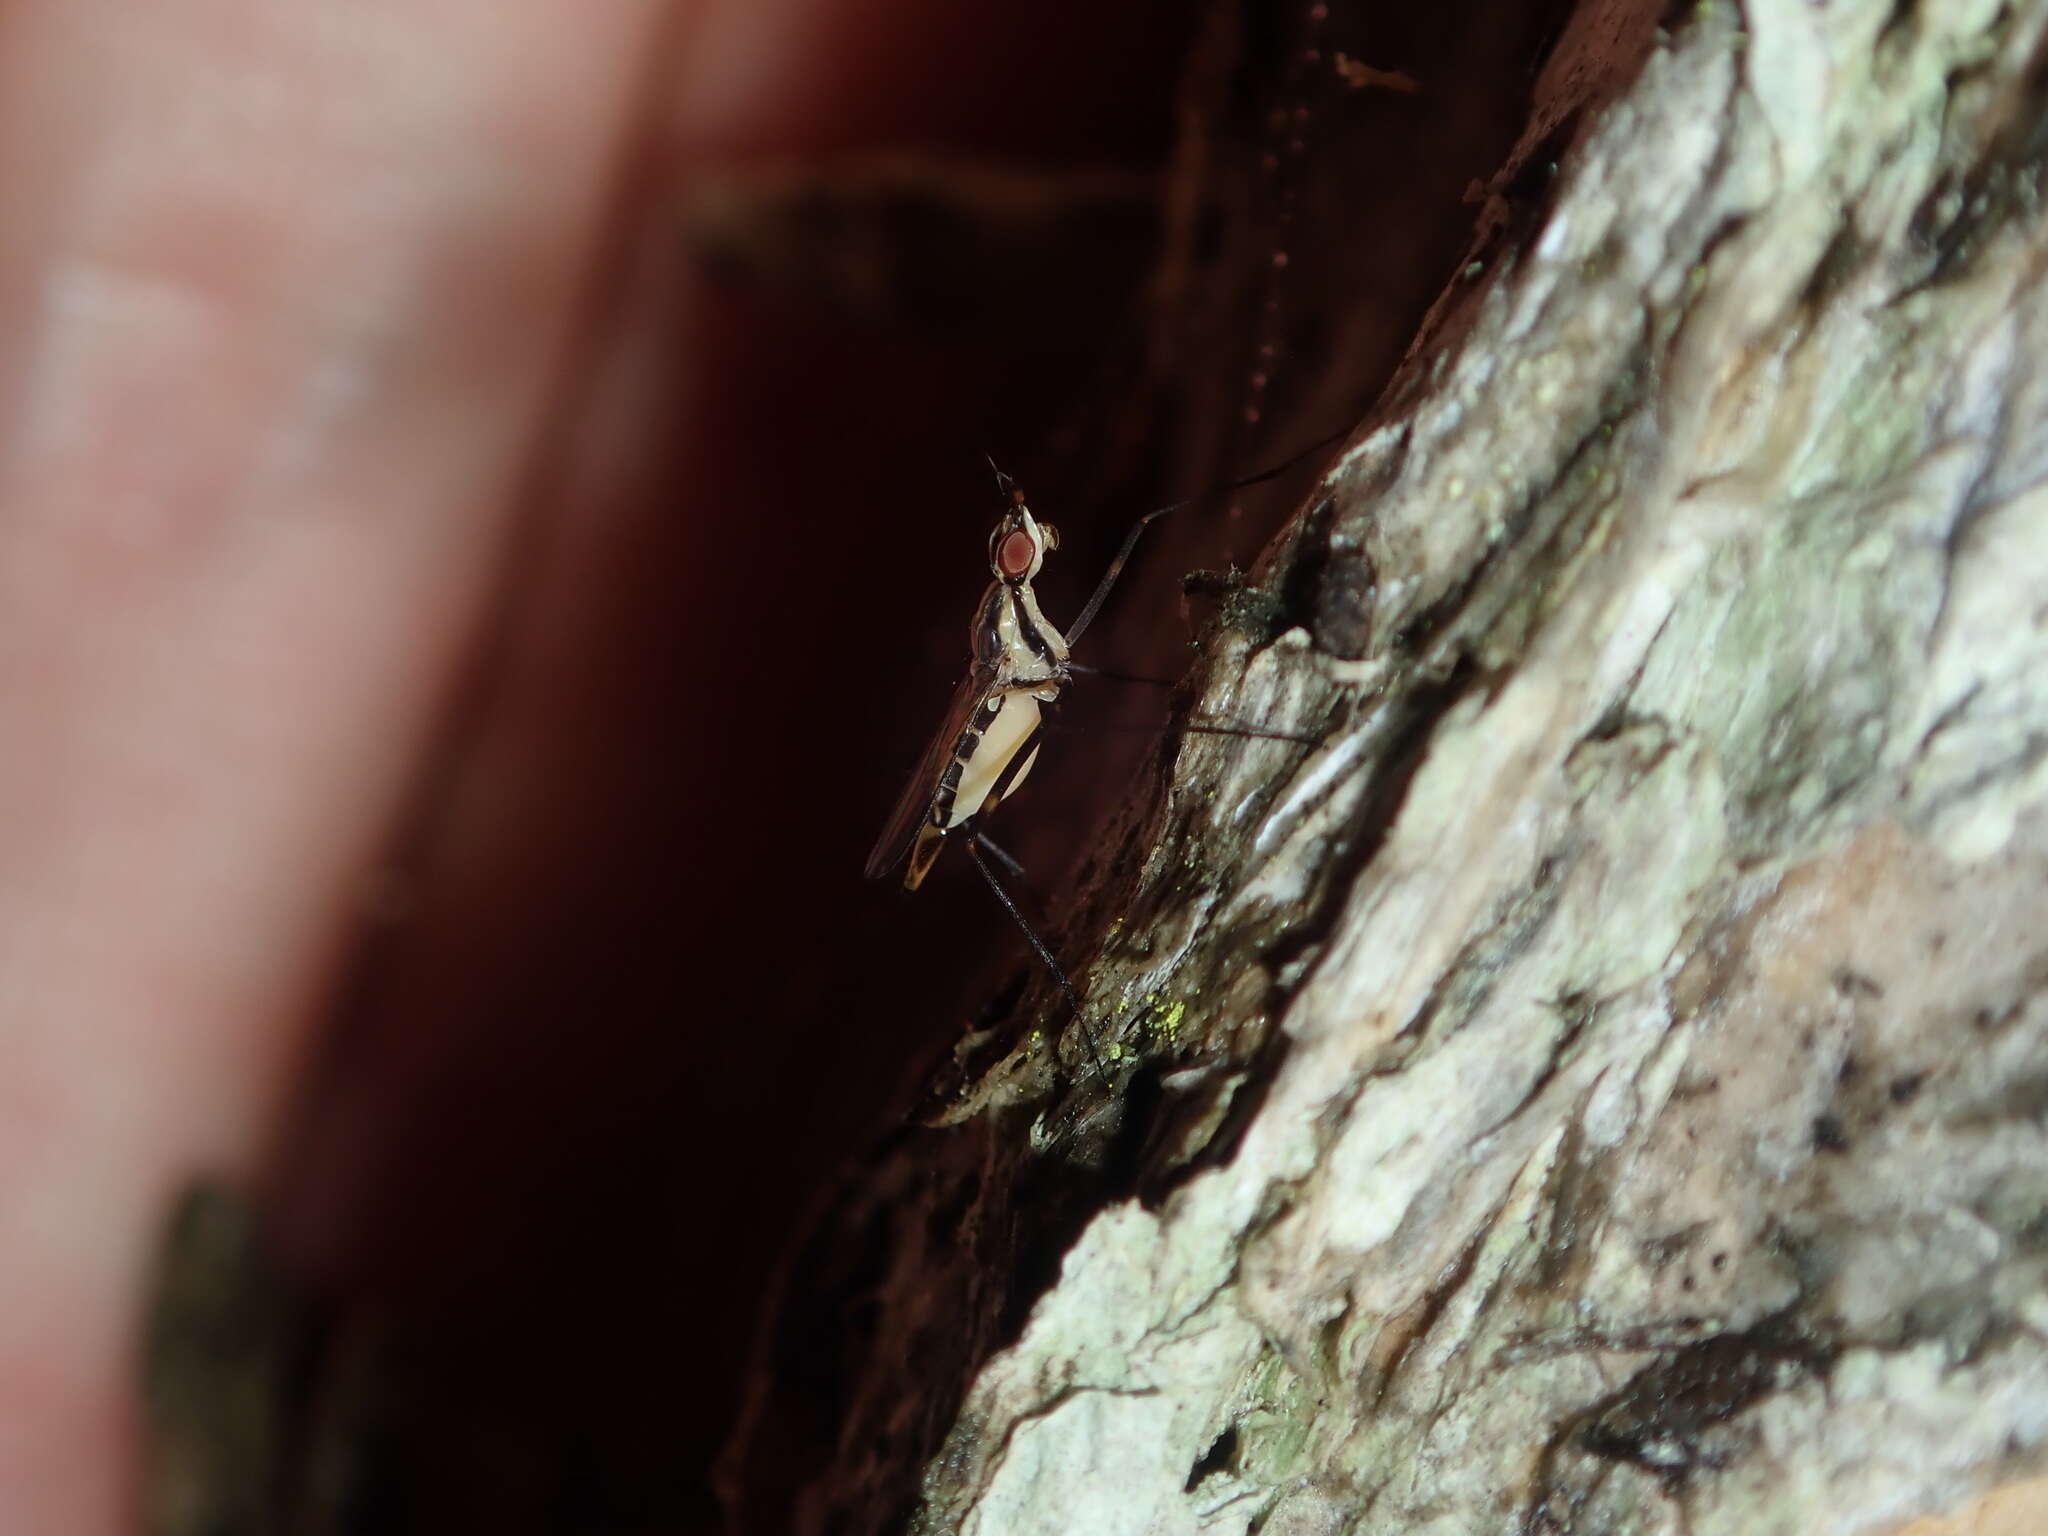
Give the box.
[966,833,1112,1090]
[970,830,1060,940]
[971,829,1028,882]
[1068,661,1177,687]
[1180,716,1321,746]
[1064,425,1349,647]
[1058,664,1320,743]
[1039,714,1323,746]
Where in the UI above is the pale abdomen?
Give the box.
[945,691,1043,828]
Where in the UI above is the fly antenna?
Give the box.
[1064,424,1351,648]
[984,455,1027,510]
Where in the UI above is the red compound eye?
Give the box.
[996,528,1036,578]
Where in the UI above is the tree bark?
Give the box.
[722,2,2048,1533]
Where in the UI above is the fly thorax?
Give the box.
[1014,584,1070,666]
[993,580,1068,694]
[967,582,1005,657]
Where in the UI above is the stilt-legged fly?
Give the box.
[865,435,1346,1084]
[864,473,1071,894]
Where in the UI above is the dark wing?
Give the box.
[864,661,995,882]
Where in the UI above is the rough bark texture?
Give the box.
[723,2,2048,1533]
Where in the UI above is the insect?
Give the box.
[865,439,1344,1084]
[865,473,1077,894]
